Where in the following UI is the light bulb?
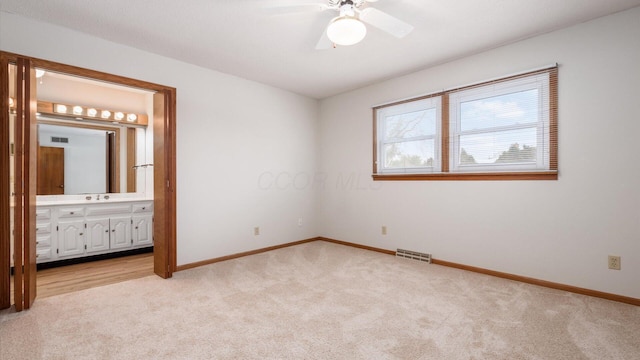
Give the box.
[101,110,111,119]
[8,97,14,108]
[326,16,366,46]
[35,69,46,78]
[87,108,98,117]
[73,106,83,115]
[55,104,67,113]
[114,112,125,121]
[126,114,137,122]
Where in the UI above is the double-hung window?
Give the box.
[376,96,442,174]
[373,66,557,180]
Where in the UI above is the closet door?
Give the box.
[152,89,175,279]
[1,54,44,311]
[0,55,12,310]
[8,56,38,311]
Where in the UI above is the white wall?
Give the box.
[318,7,640,298]
[0,12,319,265]
[39,124,107,194]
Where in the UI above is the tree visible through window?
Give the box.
[373,66,557,180]
[378,97,441,173]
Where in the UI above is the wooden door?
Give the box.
[11,58,37,311]
[0,53,12,309]
[153,90,175,279]
[37,146,64,195]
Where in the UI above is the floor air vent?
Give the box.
[396,249,432,263]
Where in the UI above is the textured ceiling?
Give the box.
[2,0,639,99]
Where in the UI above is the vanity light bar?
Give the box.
[53,103,138,122]
[38,101,148,126]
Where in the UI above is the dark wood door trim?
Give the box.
[152,90,176,278]
[23,60,38,309]
[0,53,12,310]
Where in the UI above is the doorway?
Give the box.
[37,146,64,195]
[0,52,177,311]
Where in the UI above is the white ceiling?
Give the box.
[2,0,640,99]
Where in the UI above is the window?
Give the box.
[373,66,557,180]
[377,96,442,174]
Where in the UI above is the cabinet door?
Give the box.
[86,218,110,253]
[110,215,132,250]
[132,214,153,247]
[57,219,85,258]
[35,234,54,264]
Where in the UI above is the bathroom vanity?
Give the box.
[35,199,154,264]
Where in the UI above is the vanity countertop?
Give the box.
[37,197,154,206]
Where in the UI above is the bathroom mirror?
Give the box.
[36,121,142,195]
[33,69,153,196]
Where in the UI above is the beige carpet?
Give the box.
[1,241,639,359]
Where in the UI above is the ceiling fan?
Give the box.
[268,0,414,49]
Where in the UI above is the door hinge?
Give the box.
[84,223,87,228]
[84,244,87,250]
[56,249,59,254]
[56,225,59,231]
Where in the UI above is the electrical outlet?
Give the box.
[608,255,621,270]
[254,227,260,236]
[382,226,387,235]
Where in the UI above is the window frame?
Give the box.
[376,95,442,174]
[372,66,558,181]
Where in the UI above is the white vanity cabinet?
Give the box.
[132,202,154,247]
[109,215,133,250]
[57,219,86,258]
[86,204,133,251]
[57,206,86,258]
[35,200,154,264]
[35,207,54,262]
[85,218,111,253]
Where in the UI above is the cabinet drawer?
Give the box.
[36,208,52,220]
[86,204,132,216]
[36,221,52,233]
[58,207,85,218]
[36,234,52,248]
[132,202,154,213]
[36,247,53,262]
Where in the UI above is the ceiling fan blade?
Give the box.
[359,7,413,38]
[315,26,333,50]
[263,3,330,15]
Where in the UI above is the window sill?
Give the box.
[372,171,558,181]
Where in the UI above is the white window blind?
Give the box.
[449,72,551,172]
[376,96,442,174]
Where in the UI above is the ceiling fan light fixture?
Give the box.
[327,16,367,46]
